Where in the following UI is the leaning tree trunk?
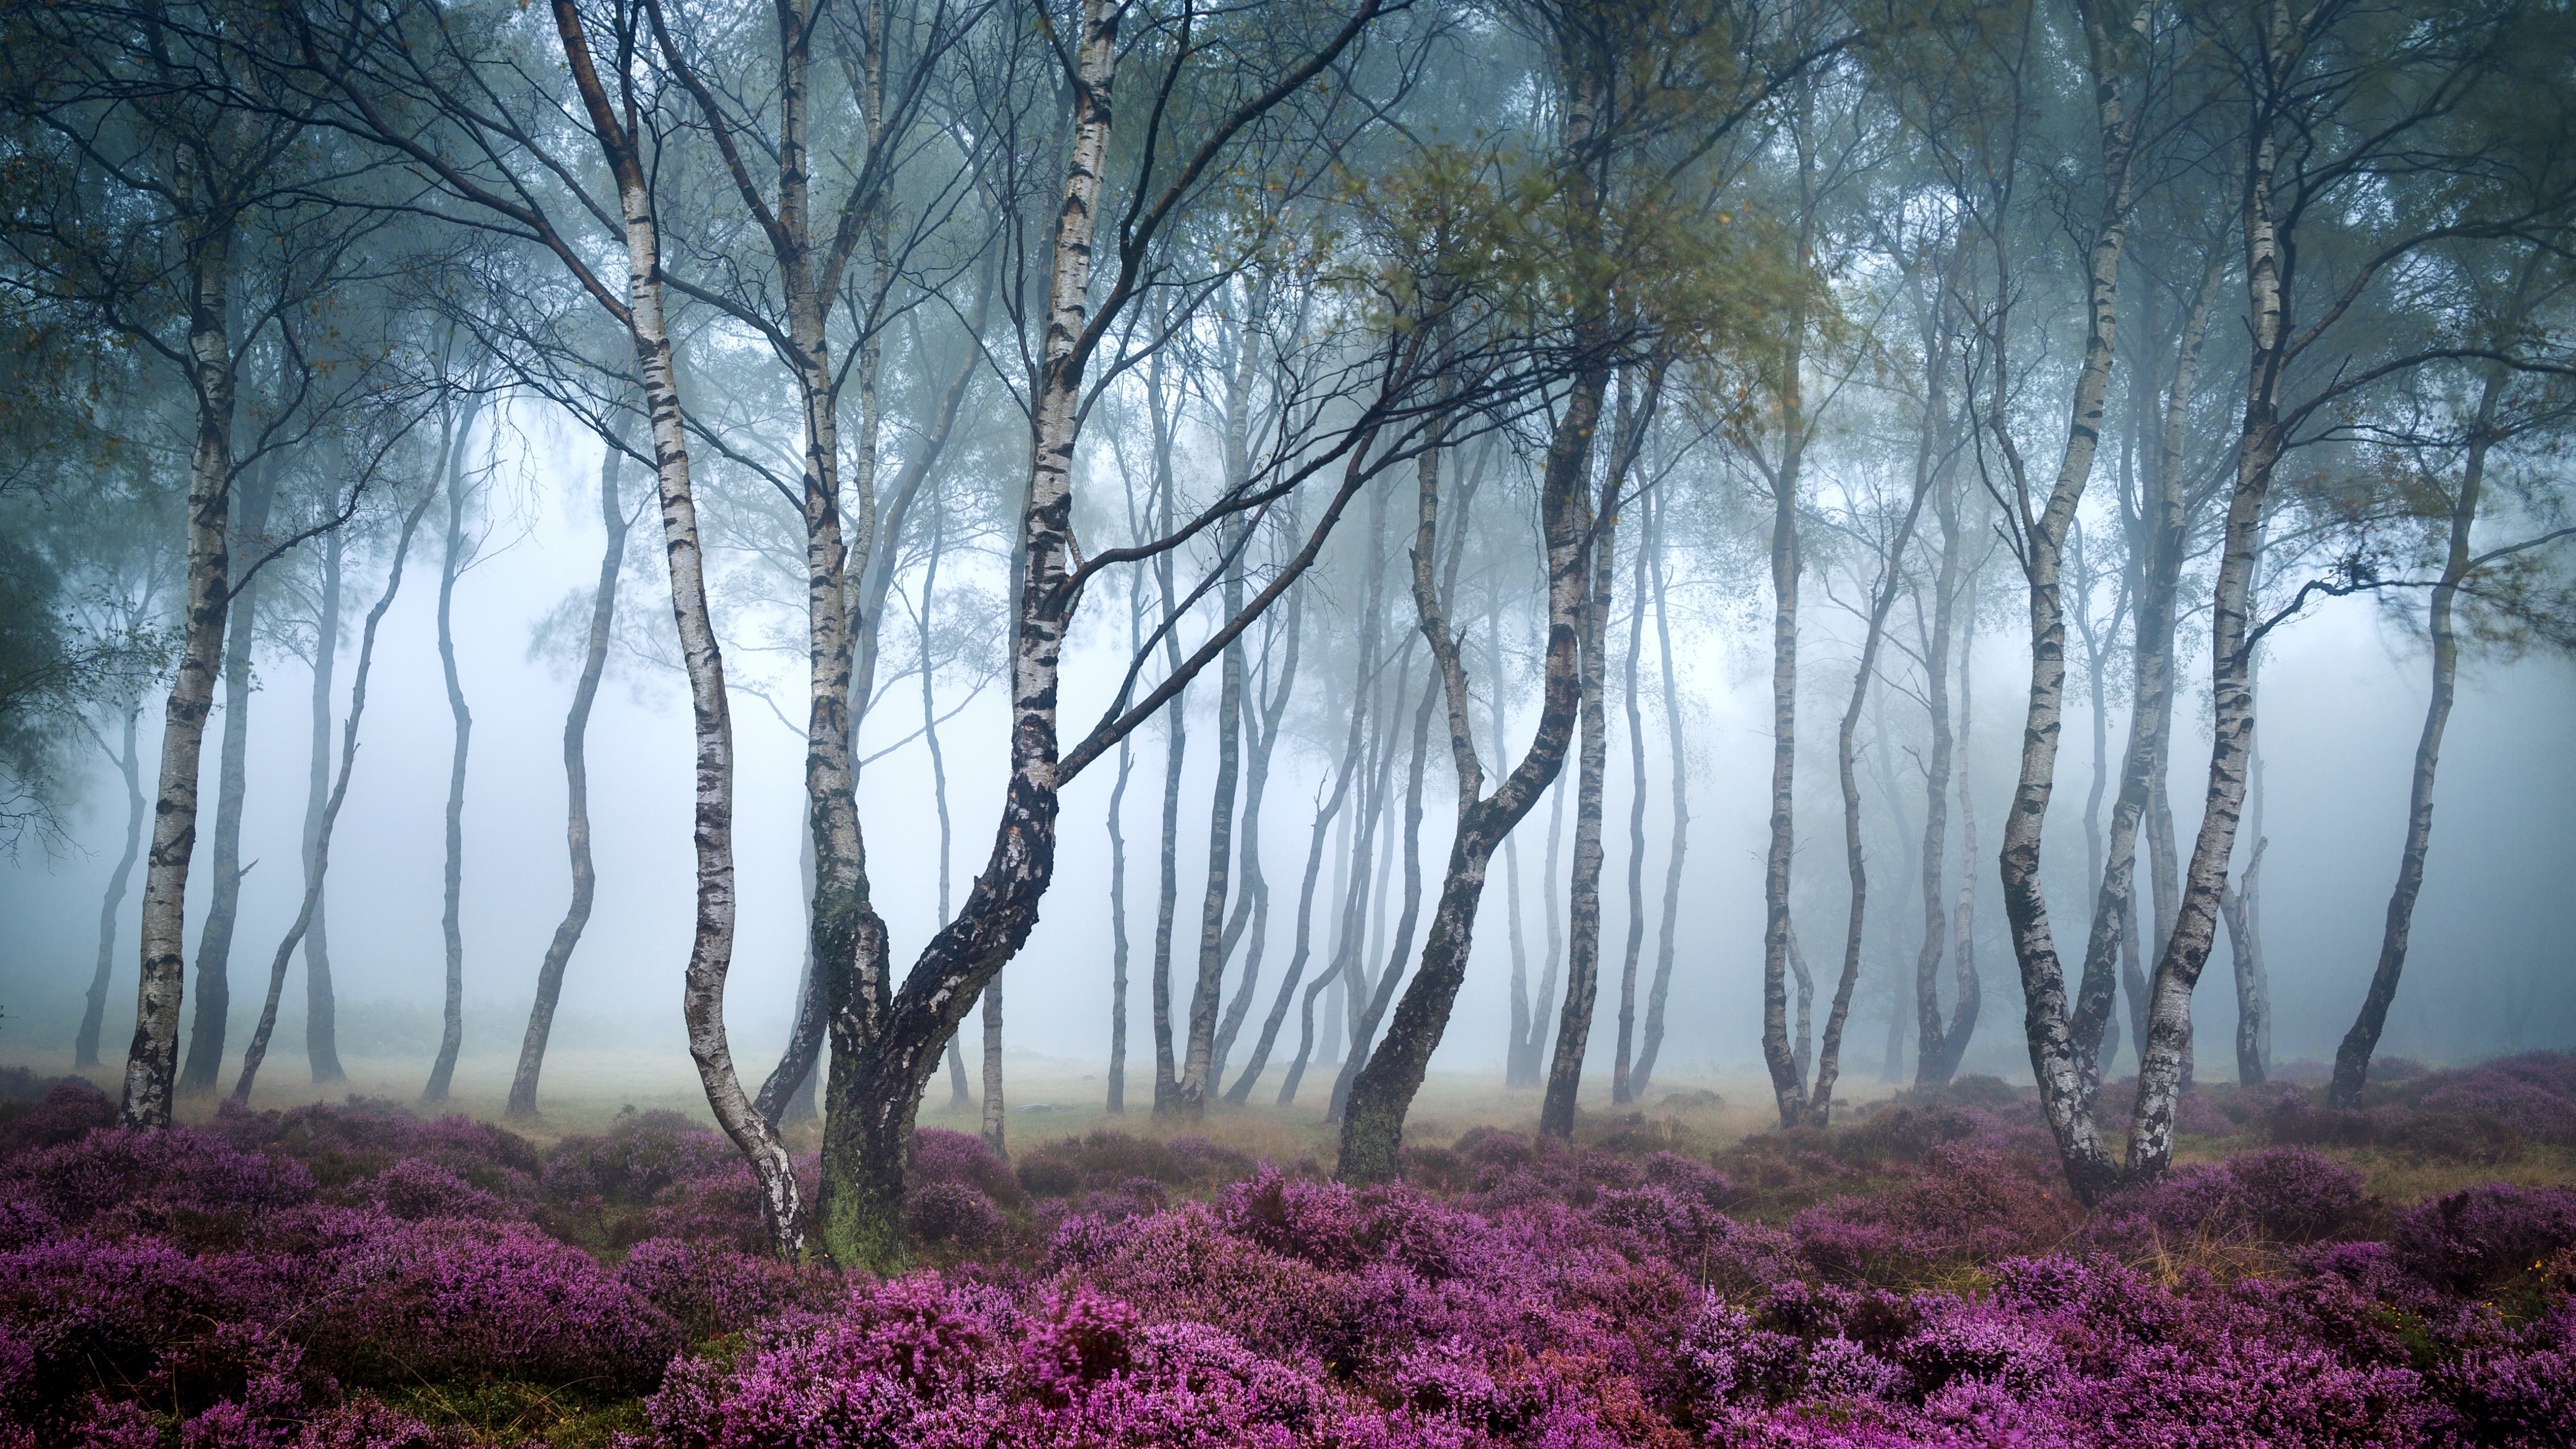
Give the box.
[123,219,236,1131]
[424,392,485,1104]
[507,433,628,1118]
[554,0,807,1252]
[807,0,1385,1269]
[1991,16,2137,1200]
[1808,434,1931,1123]
[78,705,147,1070]
[1145,348,1188,1116]
[1211,589,1303,1080]
[2225,832,2270,1086]
[1338,350,1598,1182]
[2077,258,2214,1100]
[1329,669,1436,1124]
[303,533,347,1085]
[234,486,439,1101]
[1541,465,1616,1140]
[1490,586,1537,1090]
[918,504,974,1115]
[1540,360,1647,1141]
[1913,478,1965,1089]
[1227,613,1362,1105]
[1612,506,1652,1105]
[2328,368,2500,1108]
[1758,382,1808,1127]
[177,457,276,1097]
[1176,523,1248,1117]
[1105,561,1146,1113]
[1630,487,1688,1097]
[2122,126,2285,1185]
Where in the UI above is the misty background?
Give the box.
[7,399,2568,1095]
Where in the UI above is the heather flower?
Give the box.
[2391,1184,2576,1292]
[907,1180,1008,1250]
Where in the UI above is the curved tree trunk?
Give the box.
[303,533,347,1085]
[553,0,807,1252]
[78,706,147,1070]
[1339,355,1598,1181]
[234,487,439,1101]
[424,392,483,1104]
[177,456,277,1097]
[124,219,238,1130]
[1212,590,1302,1080]
[1991,10,2138,1202]
[1227,613,1360,1104]
[1329,670,1436,1124]
[1807,434,1932,1124]
[1541,361,1653,1141]
[1630,487,1688,1097]
[1612,503,1651,1105]
[1758,364,1807,1126]
[1913,478,1964,1089]
[508,433,628,1118]
[2120,119,2286,1184]
[2328,370,2498,1107]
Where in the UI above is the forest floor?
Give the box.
[6,1051,2574,1447]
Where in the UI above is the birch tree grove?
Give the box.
[18,0,2576,1311]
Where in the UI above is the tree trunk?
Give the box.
[1991,11,2138,1202]
[1541,360,1652,1141]
[1516,769,1569,1089]
[1759,350,1808,1128]
[917,502,973,1116]
[1211,590,1302,1079]
[125,217,238,1130]
[508,433,628,1118]
[1228,604,1360,1105]
[1329,669,1436,1124]
[1808,428,1932,1124]
[1176,523,1247,1116]
[1145,344,1189,1115]
[177,456,276,1097]
[1105,564,1144,1113]
[424,392,484,1104]
[553,0,807,1252]
[1612,494,1651,1105]
[1338,348,1599,1182]
[1631,486,1688,1097]
[1913,473,1964,1089]
[2328,368,2499,1107]
[1491,586,1536,1090]
[234,487,440,1101]
[78,704,146,1070]
[2225,832,2269,1086]
[2121,122,2285,1184]
[303,533,347,1085]
[808,0,1385,1269]
[980,975,1005,1157]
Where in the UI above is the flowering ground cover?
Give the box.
[3,1056,2571,1447]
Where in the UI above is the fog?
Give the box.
[6,410,2570,1097]
[1,0,2571,1230]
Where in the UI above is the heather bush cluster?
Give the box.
[4,1059,2574,1447]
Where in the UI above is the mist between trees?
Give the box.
[1,0,2572,1264]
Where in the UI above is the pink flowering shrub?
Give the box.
[3,1073,2574,1447]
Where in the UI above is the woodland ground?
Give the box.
[4,1050,2573,1447]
